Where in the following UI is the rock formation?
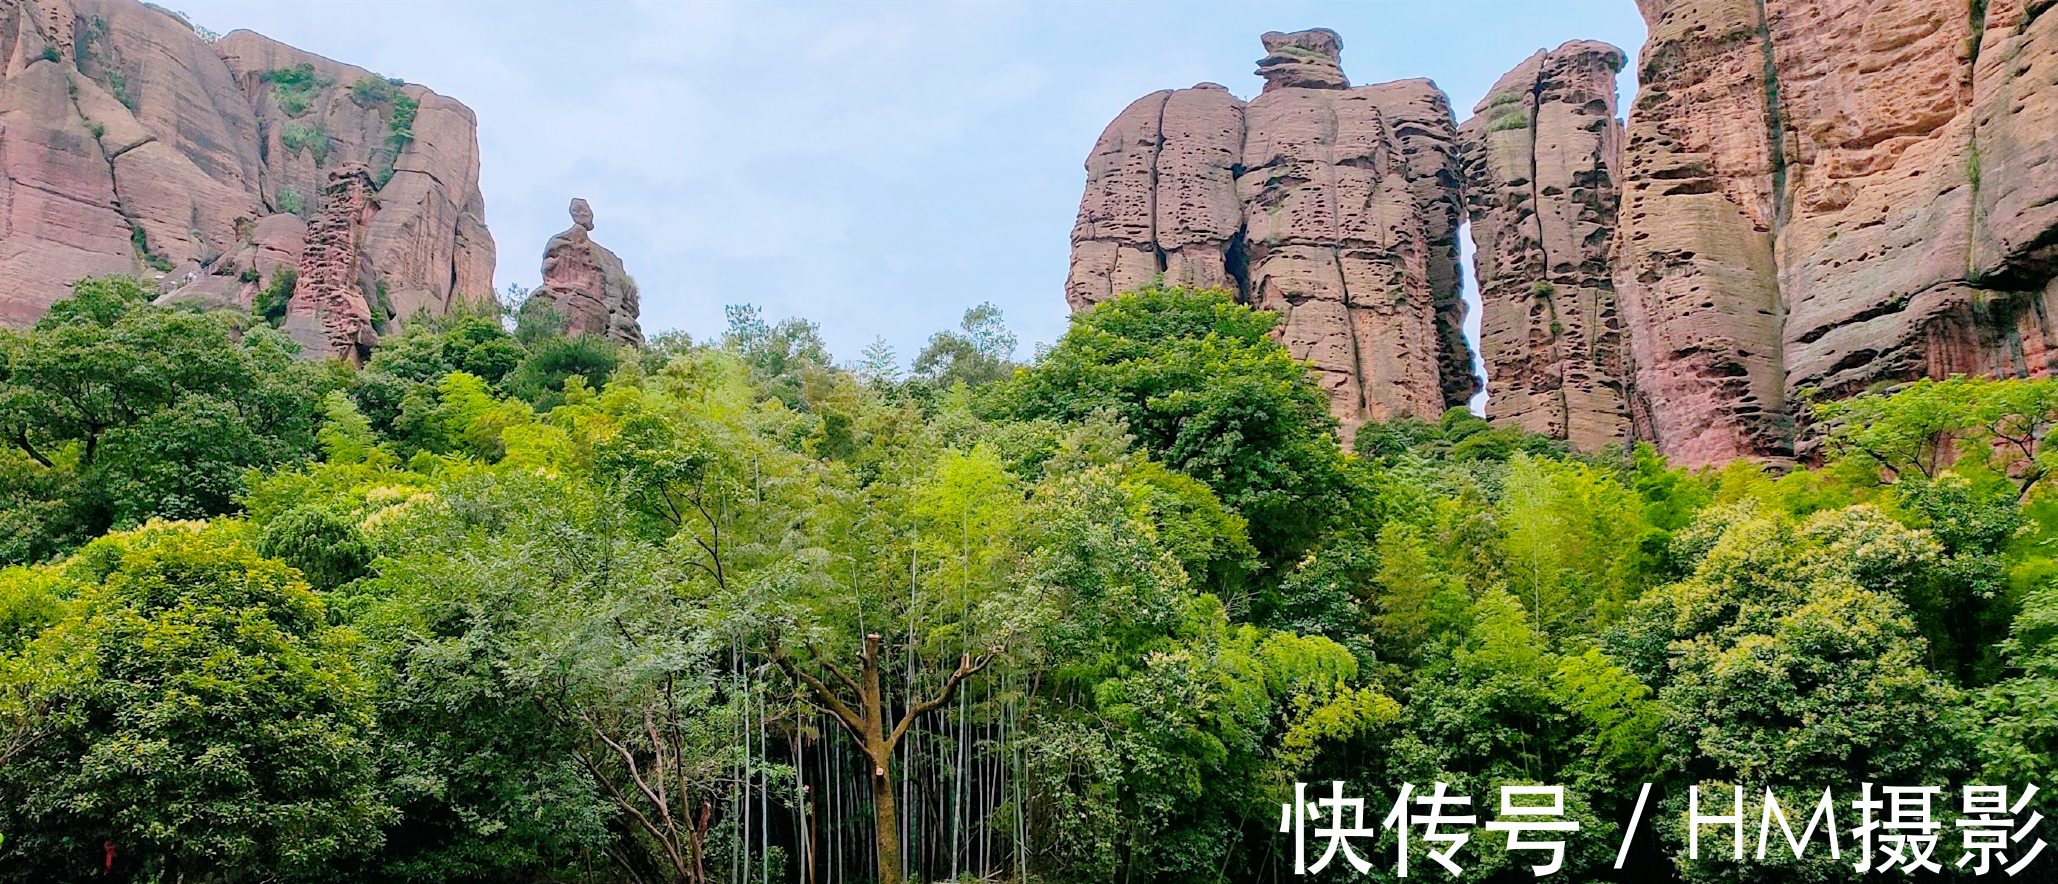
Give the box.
[1065,28,1478,439]
[523,198,643,346]
[1458,41,1630,450]
[0,0,493,354]
[1594,0,2058,465]
[281,164,377,363]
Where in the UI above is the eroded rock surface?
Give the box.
[524,198,643,346]
[282,164,377,363]
[0,0,493,349]
[1459,41,1630,449]
[1064,28,1477,439]
[1604,0,2058,465]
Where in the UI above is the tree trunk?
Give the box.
[862,634,902,884]
[870,750,901,884]
[764,632,992,884]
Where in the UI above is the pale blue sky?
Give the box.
[176,0,1647,374]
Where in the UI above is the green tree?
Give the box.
[913,302,1017,389]
[0,278,337,560]
[255,504,375,592]
[1980,567,2058,784]
[722,304,832,410]
[1613,503,1974,883]
[0,521,389,881]
[993,284,1347,567]
[507,333,619,409]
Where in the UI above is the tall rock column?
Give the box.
[1970,0,2058,377]
[1063,28,1477,441]
[1613,0,1790,464]
[282,164,378,364]
[1459,41,1630,449]
[1363,79,1480,409]
[1065,83,1245,311]
[1240,30,1454,432]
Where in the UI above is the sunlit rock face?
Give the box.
[524,198,644,346]
[1459,41,1631,451]
[1066,29,1478,443]
[1607,0,2058,466]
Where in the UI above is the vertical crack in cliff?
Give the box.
[1335,97,1371,421]
[1753,0,1790,229]
[64,73,149,273]
[1967,0,1990,282]
[1148,92,1169,275]
[1229,102,1252,300]
[1753,0,1792,434]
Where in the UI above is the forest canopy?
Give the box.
[2,280,2056,883]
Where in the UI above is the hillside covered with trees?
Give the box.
[3,280,2056,883]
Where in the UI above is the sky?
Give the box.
[174,0,1649,376]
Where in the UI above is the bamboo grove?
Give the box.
[2,278,2057,883]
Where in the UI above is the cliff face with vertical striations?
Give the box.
[1448,0,2058,466]
[1458,41,1631,450]
[1586,0,2058,465]
[0,0,493,356]
[1065,29,1478,440]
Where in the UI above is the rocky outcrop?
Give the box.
[523,198,643,345]
[1602,0,2058,465]
[212,27,494,324]
[1065,83,1246,309]
[0,0,493,348]
[282,163,376,363]
[1064,29,1478,439]
[1458,42,1630,450]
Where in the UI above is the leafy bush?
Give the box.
[275,185,305,216]
[347,74,396,107]
[105,68,133,111]
[262,63,331,117]
[255,267,295,324]
[1488,109,1530,131]
[255,504,374,591]
[387,93,419,149]
[279,120,331,165]
[507,334,618,408]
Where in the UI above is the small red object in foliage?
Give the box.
[104,840,114,872]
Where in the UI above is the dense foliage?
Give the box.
[2,279,2056,882]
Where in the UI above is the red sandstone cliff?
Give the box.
[0,0,493,357]
[1458,41,1631,451]
[1065,29,1478,440]
[1604,0,2058,465]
